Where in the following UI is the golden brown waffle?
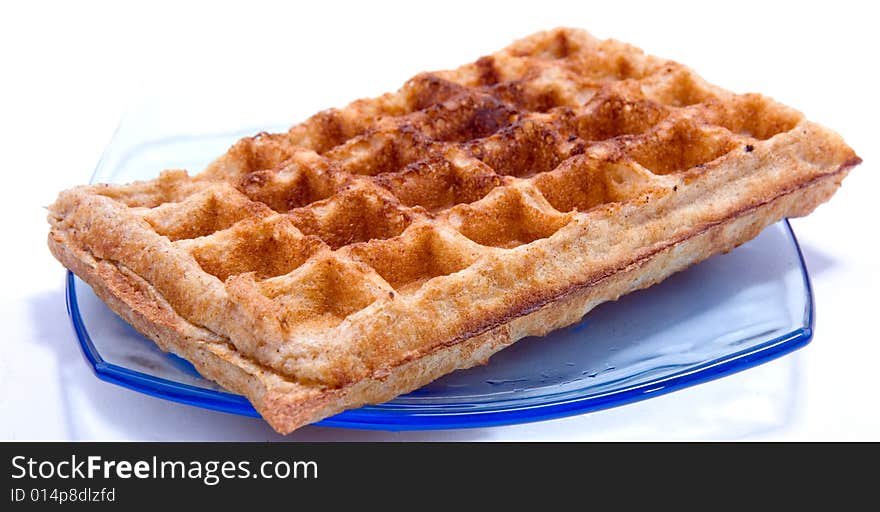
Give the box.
[48,28,860,433]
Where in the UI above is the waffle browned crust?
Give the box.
[47,28,860,433]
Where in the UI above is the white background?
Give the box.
[1,0,877,440]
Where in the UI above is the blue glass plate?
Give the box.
[64,95,814,431]
[66,219,812,431]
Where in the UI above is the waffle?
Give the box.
[48,28,860,433]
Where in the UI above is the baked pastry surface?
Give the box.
[48,28,860,433]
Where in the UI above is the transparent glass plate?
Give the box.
[63,94,814,431]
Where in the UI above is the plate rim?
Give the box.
[65,219,813,431]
